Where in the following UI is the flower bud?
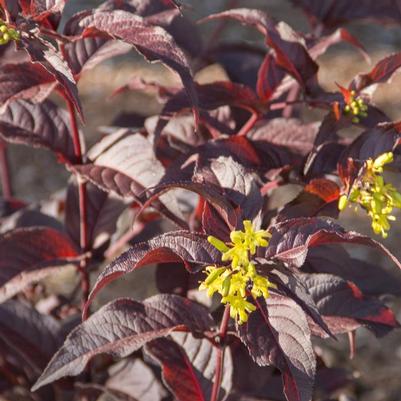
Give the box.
[204,267,224,285]
[222,276,231,297]
[338,194,348,211]
[207,235,229,253]
[373,152,393,169]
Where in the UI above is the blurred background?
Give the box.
[2,1,401,400]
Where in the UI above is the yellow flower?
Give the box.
[343,90,368,123]
[200,221,275,324]
[338,152,401,238]
[221,294,256,324]
[0,20,20,46]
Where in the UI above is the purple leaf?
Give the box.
[256,53,287,102]
[266,217,401,270]
[299,273,399,337]
[268,268,333,338]
[0,227,80,303]
[73,129,185,226]
[0,62,56,112]
[201,8,318,87]
[64,36,132,77]
[238,294,316,401]
[276,179,340,222]
[65,180,126,249]
[338,122,401,187]
[0,99,77,163]
[106,358,167,401]
[304,245,401,297]
[21,37,83,119]
[0,300,61,373]
[195,155,263,223]
[309,28,370,63]
[84,231,219,315]
[248,118,319,157]
[204,43,265,89]
[153,81,261,143]
[32,294,215,391]
[79,9,198,124]
[351,52,401,92]
[289,0,401,28]
[146,333,233,401]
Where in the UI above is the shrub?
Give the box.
[0,1,401,401]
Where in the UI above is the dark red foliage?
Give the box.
[0,1,400,401]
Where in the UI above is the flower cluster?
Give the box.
[199,220,275,324]
[339,152,401,238]
[0,19,20,46]
[343,90,368,124]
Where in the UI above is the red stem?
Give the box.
[237,111,259,137]
[104,219,145,260]
[282,84,301,118]
[0,140,12,200]
[209,305,231,401]
[66,99,90,311]
[205,0,239,50]
[269,99,306,111]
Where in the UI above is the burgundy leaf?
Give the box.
[0,207,63,232]
[79,9,198,123]
[145,8,203,57]
[304,245,401,297]
[30,0,65,15]
[351,52,401,92]
[84,231,219,315]
[289,0,401,28]
[248,118,319,157]
[146,333,233,401]
[153,81,261,143]
[0,227,80,303]
[32,294,215,391]
[338,122,401,186]
[256,53,287,102]
[266,217,401,270]
[277,179,340,222]
[201,8,318,87]
[309,28,370,63]
[106,358,167,401]
[238,294,316,401]
[145,113,203,150]
[159,81,262,115]
[268,268,332,338]
[64,36,132,77]
[204,43,265,89]
[0,99,77,163]
[97,0,178,15]
[142,160,238,231]
[21,37,83,119]
[299,273,399,337]
[73,129,185,226]
[0,62,56,112]
[65,180,126,249]
[0,300,61,373]
[195,155,263,223]
[304,143,346,179]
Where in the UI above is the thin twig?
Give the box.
[237,111,259,137]
[0,140,12,200]
[104,220,145,260]
[209,305,231,401]
[205,0,239,51]
[66,98,90,312]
